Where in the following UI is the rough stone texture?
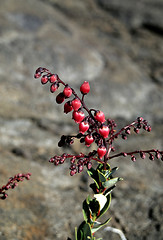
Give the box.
[0,0,162,240]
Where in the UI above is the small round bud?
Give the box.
[50,83,59,93]
[49,157,55,163]
[80,81,90,94]
[49,74,58,83]
[131,156,136,162]
[137,117,144,122]
[87,162,92,170]
[41,75,49,84]
[155,151,161,159]
[70,169,77,176]
[143,125,148,131]
[70,164,76,170]
[111,147,115,152]
[122,134,127,140]
[140,151,146,159]
[147,126,152,132]
[125,128,131,135]
[78,165,84,173]
[122,152,127,157]
[134,128,139,134]
[149,154,154,161]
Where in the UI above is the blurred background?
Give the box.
[0,0,162,239]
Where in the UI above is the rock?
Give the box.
[0,0,162,240]
[96,0,163,31]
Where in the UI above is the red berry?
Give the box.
[85,135,94,147]
[99,125,110,138]
[50,83,59,93]
[34,68,43,78]
[70,169,77,176]
[94,111,106,123]
[72,110,85,123]
[79,121,89,134]
[71,98,81,111]
[63,86,72,98]
[41,75,48,84]
[78,165,84,173]
[56,92,65,104]
[131,156,136,162]
[49,74,58,83]
[97,146,107,159]
[87,162,92,169]
[147,126,152,132]
[64,101,73,114]
[80,81,90,94]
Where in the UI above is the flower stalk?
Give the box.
[33,67,163,239]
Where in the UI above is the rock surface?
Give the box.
[0,0,162,239]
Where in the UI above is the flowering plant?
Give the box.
[1,66,162,240]
[34,67,162,240]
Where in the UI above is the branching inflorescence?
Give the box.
[34,67,163,172]
[0,173,31,200]
[34,67,162,239]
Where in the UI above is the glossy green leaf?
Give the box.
[91,217,111,234]
[87,168,99,189]
[102,177,123,188]
[105,167,119,179]
[97,170,107,182]
[89,183,98,194]
[89,198,100,219]
[94,194,107,211]
[104,185,116,197]
[83,199,91,222]
[77,221,92,240]
[97,163,111,172]
[98,193,111,218]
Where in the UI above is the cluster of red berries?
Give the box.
[0,173,31,200]
[34,67,111,161]
[35,67,163,176]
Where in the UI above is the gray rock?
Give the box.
[0,0,162,240]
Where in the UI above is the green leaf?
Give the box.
[91,217,111,234]
[102,177,123,188]
[94,194,107,211]
[97,163,111,172]
[104,185,116,197]
[97,170,107,183]
[83,199,91,222]
[87,168,100,189]
[77,221,93,240]
[89,183,98,194]
[86,195,92,204]
[89,198,100,219]
[98,193,111,218]
[105,167,119,179]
